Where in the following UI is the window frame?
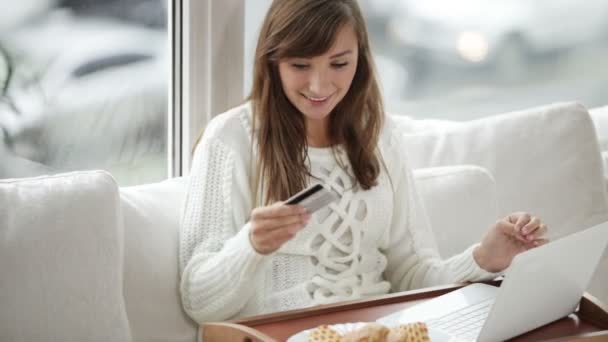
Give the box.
[176,0,245,177]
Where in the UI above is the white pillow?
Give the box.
[413,165,498,259]
[402,102,608,240]
[120,177,197,342]
[0,171,131,342]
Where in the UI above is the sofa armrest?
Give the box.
[0,171,131,342]
[413,165,497,259]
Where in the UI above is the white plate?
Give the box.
[287,322,458,342]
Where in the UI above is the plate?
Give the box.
[287,322,458,342]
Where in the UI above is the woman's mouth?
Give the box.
[302,93,334,106]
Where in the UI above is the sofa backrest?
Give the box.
[397,102,608,240]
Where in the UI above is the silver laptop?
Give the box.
[377,221,608,342]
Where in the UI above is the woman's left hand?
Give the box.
[474,212,549,273]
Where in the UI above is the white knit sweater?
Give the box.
[179,103,497,324]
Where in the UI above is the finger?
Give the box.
[250,220,306,253]
[532,238,550,247]
[513,213,531,232]
[260,222,305,246]
[521,217,541,235]
[507,211,525,223]
[252,203,307,220]
[495,220,513,234]
[495,220,527,242]
[256,213,311,231]
[277,221,308,236]
[526,223,548,241]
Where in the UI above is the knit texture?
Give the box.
[179,103,498,324]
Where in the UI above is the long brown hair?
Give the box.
[249,0,384,205]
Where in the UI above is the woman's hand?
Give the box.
[474,212,549,273]
[249,202,311,255]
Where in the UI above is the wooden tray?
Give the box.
[202,282,608,341]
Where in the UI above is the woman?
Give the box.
[179,0,548,324]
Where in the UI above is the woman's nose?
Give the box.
[308,70,331,95]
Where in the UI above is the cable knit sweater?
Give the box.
[179,103,497,324]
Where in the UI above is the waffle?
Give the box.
[306,322,430,342]
[341,323,390,342]
[308,325,342,342]
[386,322,430,342]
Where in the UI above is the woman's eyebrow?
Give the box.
[330,50,353,59]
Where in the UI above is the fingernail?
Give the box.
[527,235,534,241]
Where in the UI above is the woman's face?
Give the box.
[278,24,359,122]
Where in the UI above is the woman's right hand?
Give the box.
[249,202,311,255]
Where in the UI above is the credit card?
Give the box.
[285,184,339,213]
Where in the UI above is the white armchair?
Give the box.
[1,102,606,342]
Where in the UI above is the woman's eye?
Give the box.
[332,62,349,69]
[291,64,309,70]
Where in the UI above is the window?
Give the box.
[0,0,170,185]
[360,0,608,119]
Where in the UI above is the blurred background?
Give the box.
[358,0,608,118]
[1,0,607,185]
[0,0,169,185]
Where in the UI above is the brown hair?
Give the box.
[249,0,384,205]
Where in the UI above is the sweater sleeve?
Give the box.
[382,129,499,292]
[179,128,270,323]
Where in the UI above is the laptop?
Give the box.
[377,221,608,342]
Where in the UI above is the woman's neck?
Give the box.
[306,117,331,148]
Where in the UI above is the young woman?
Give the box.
[179,0,548,324]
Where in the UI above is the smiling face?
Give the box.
[278,24,359,124]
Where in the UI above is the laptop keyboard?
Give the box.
[426,297,495,341]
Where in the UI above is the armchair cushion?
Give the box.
[120,177,197,342]
[413,165,497,259]
[0,171,131,342]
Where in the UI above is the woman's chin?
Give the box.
[297,103,335,121]
[300,111,331,122]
